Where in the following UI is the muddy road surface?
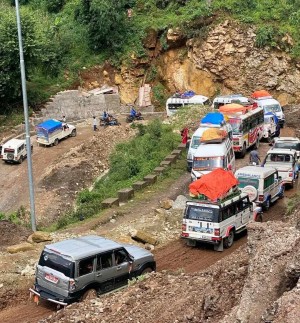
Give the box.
[0,127,297,323]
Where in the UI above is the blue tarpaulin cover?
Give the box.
[265,112,279,125]
[201,112,225,125]
[36,119,62,133]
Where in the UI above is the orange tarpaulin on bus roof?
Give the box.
[189,169,238,201]
[201,128,227,142]
[251,90,271,99]
[218,103,247,113]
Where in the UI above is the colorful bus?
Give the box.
[219,104,264,157]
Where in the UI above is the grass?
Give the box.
[285,192,300,216]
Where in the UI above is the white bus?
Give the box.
[166,94,209,117]
[219,105,264,157]
[181,192,259,251]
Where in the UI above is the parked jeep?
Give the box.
[1,138,32,164]
[263,148,298,188]
[29,235,156,306]
[235,165,284,210]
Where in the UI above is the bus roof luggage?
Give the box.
[201,128,227,143]
[201,112,225,126]
[189,168,239,201]
[219,103,248,114]
[251,90,272,99]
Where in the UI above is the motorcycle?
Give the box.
[100,115,121,126]
[126,112,144,123]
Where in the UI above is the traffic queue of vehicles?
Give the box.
[182,91,298,251]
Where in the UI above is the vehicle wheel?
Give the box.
[223,230,234,249]
[263,198,270,211]
[267,135,272,144]
[187,239,196,247]
[255,213,263,222]
[71,129,76,137]
[290,180,294,189]
[280,185,285,198]
[240,143,246,158]
[81,289,97,301]
[140,267,152,275]
[54,138,59,146]
[19,156,23,164]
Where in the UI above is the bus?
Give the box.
[219,105,264,157]
[166,94,209,117]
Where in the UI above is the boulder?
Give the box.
[160,199,174,210]
[7,242,35,254]
[27,231,53,244]
[131,229,158,245]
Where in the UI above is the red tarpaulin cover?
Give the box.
[189,168,238,201]
[251,90,271,99]
[219,103,247,113]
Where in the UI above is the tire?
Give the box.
[263,198,270,211]
[54,138,59,146]
[140,267,152,275]
[187,239,196,247]
[81,288,97,301]
[240,143,246,158]
[19,156,23,164]
[280,185,285,198]
[255,213,263,222]
[223,230,234,249]
[71,129,76,137]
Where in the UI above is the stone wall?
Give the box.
[37,89,120,123]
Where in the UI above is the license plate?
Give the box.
[45,273,59,284]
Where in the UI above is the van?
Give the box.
[253,97,285,127]
[191,137,235,181]
[166,94,209,117]
[29,235,156,306]
[187,123,232,172]
[1,138,32,164]
[212,94,252,110]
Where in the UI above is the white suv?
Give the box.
[263,148,298,188]
[235,166,284,210]
[1,138,32,164]
[273,137,300,160]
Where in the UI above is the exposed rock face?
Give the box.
[156,20,300,104]
[222,220,300,323]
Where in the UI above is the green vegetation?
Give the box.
[55,118,181,229]
[2,0,300,111]
[285,192,300,215]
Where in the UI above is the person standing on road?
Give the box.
[62,115,66,123]
[93,116,98,131]
[249,149,261,165]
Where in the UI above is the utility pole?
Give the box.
[15,0,36,231]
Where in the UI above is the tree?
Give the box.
[77,0,132,51]
[0,9,38,109]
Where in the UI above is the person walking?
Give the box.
[249,149,261,165]
[93,116,98,131]
[62,115,66,123]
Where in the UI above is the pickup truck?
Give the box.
[36,119,76,146]
[263,148,298,188]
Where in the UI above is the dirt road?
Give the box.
[0,126,297,323]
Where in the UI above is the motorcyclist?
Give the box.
[130,107,137,118]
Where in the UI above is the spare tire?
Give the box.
[242,185,258,202]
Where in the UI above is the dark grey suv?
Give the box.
[29,235,156,306]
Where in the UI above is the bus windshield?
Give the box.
[193,156,224,171]
[228,118,242,134]
[185,205,219,222]
[263,104,281,113]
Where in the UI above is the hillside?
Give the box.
[2,0,300,116]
